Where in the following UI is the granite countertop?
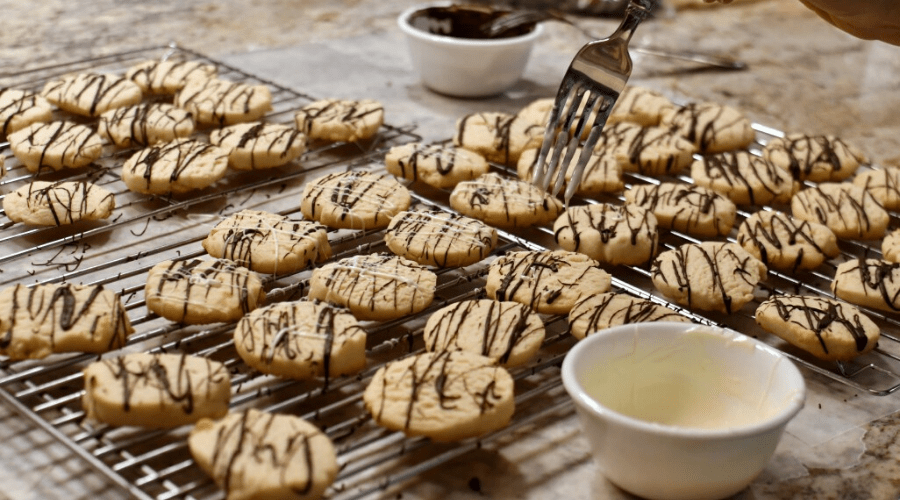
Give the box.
[1,1,900,499]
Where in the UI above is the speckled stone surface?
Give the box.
[2,1,900,499]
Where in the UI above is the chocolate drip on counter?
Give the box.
[388,210,492,267]
[768,295,872,353]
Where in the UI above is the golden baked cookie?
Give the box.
[517,146,624,196]
[651,241,767,314]
[307,253,436,321]
[553,203,659,266]
[602,121,697,177]
[202,209,332,275]
[660,101,755,153]
[449,172,563,229]
[98,103,195,147]
[125,59,217,95]
[384,209,497,268]
[453,111,540,166]
[8,121,104,172]
[0,88,52,137]
[763,134,865,182]
[4,180,115,226]
[121,138,229,194]
[233,299,366,380]
[607,85,677,127]
[755,294,879,361]
[423,299,545,367]
[300,170,411,230]
[832,258,900,313]
[485,250,612,315]
[145,258,265,325]
[189,409,338,500]
[853,166,900,211]
[175,77,272,126]
[385,142,489,189]
[42,72,142,117]
[736,210,839,273]
[882,228,900,263]
[0,283,133,361]
[363,350,515,442]
[82,352,230,428]
[624,182,737,237]
[209,121,306,170]
[567,292,690,340]
[294,98,383,142]
[690,151,799,205]
[790,182,888,240]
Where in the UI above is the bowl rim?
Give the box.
[397,2,545,47]
[561,321,807,439]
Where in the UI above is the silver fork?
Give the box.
[531,0,655,204]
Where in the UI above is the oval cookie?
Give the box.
[82,352,231,428]
[189,409,338,500]
[607,85,676,127]
[568,292,690,340]
[300,170,411,230]
[449,172,563,229]
[660,101,755,153]
[603,121,697,176]
[42,72,142,117]
[145,258,265,325]
[853,166,900,211]
[385,209,497,268]
[98,103,195,147]
[763,134,865,182]
[832,258,900,314]
[755,295,879,361]
[453,111,538,166]
[202,209,332,275]
[736,210,839,273]
[8,121,105,172]
[363,350,515,442]
[234,299,366,380]
[385,142,489,189]
[294,98,383,143]
[175,77,273,126]
[307,253,436,321]
[121,138,229,194]
[3,180,115,226]
[651,241,767,314]
[424,299,545,367]
[0,88,53,136]
[791,182,888,240]
[690,151,799,205]
[624,182,737,238]
[517,146,624,196]
[485,250,612,315]
[209,121,307,170]
[883,229,900,263]
[553,203,658,266]
[126,59,217,95]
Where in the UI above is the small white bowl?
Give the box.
[561,322,805,500]
[397,3,544,98]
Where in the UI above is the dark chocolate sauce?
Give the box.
[408,5,535,40]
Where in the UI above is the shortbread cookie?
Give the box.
[189,409,338,500]
[363,350,515,442]
[755,295,879,361]
[98,103,195,147]
[145,258,265,324]
[234,299,366,380]
[763,134,865,182]
[790,182,888,240]
[423,299,545,367]
[209,121,306,170]
[485,250,611,315]
[515,97,590,141]
[202,210,332,275]
[607,85,677,126]
[385,142,489,189]
[516,146,624,196]
[125,59,217,95]
[8,121,104,172]
[736,210,840,273]
[602,121,697,176]
[690,151,799,205]
[4,181,115,226]
[832,258,900,313]
[568,292,690,340]
[453,111,541,166]
[0,283,133,361]
[121,138,229,194]
[175,77,272,126]
[384,210,497,268]
[624,182,737,237]
[883,229,900,263]
[0,88,53,136]
[853,166,900,211]
[553,203,658,266]
[294,98,383,143]
[660,101,755,153]
[449,172,563,229]
[82,352,230,428]
[41,72,142,117]
[300,170,411,230]
[651,241,767,314]
[307,253,436,321]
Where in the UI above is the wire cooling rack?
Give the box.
[2,44,900,500]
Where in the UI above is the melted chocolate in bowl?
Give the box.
[408,5,536,39]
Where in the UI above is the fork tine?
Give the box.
[564,93,615,203]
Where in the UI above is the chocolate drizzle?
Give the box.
[127,59,216,93]
[176,78,268,126]
[131,139,223,188]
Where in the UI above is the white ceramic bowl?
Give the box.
[397,3,544,98]
[561,322,806,500]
